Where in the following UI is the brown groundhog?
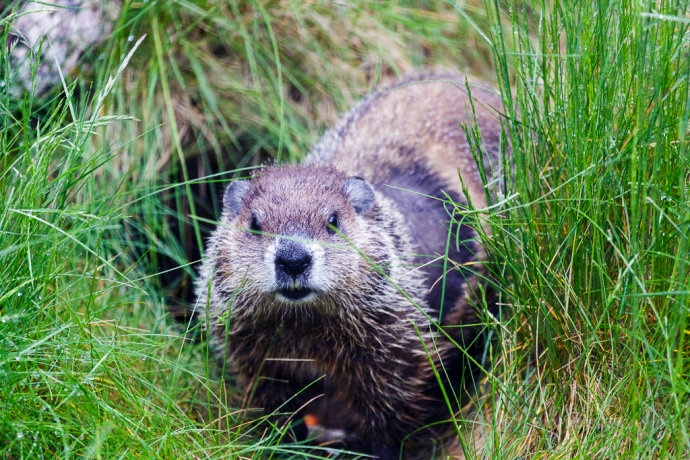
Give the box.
[195,73,504,459]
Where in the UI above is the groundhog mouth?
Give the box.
[277,287,314,302]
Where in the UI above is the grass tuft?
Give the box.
[475,0,690,457]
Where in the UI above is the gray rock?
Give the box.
[7,0,121,97]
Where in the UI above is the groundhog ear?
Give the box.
[223,180,251,218]
[344,177,375,215]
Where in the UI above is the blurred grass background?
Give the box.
[0,0,688,458]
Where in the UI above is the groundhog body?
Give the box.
[195,74,504,458]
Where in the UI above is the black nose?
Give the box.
[275,240,312,279]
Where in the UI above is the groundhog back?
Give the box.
[307,73,503,212]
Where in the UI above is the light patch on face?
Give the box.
[303,240,328,291]
[261,238,279,291]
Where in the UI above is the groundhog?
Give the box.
[195,73,504,459]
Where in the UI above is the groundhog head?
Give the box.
[207,164,398,317]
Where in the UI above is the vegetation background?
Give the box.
[0,0,688,458]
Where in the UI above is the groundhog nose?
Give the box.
[275,240,312,278]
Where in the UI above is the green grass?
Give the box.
[1,0,688,458]
[478,0,689,457]
[0,33,219,459]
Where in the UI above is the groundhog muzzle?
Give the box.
[195,73,504,459]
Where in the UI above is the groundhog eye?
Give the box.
[250,214,261,234]
[327,212,339,234]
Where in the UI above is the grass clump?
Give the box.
[0,13,232,459]
[474,0,690,457]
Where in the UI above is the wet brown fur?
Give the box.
[195,73,504,458]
